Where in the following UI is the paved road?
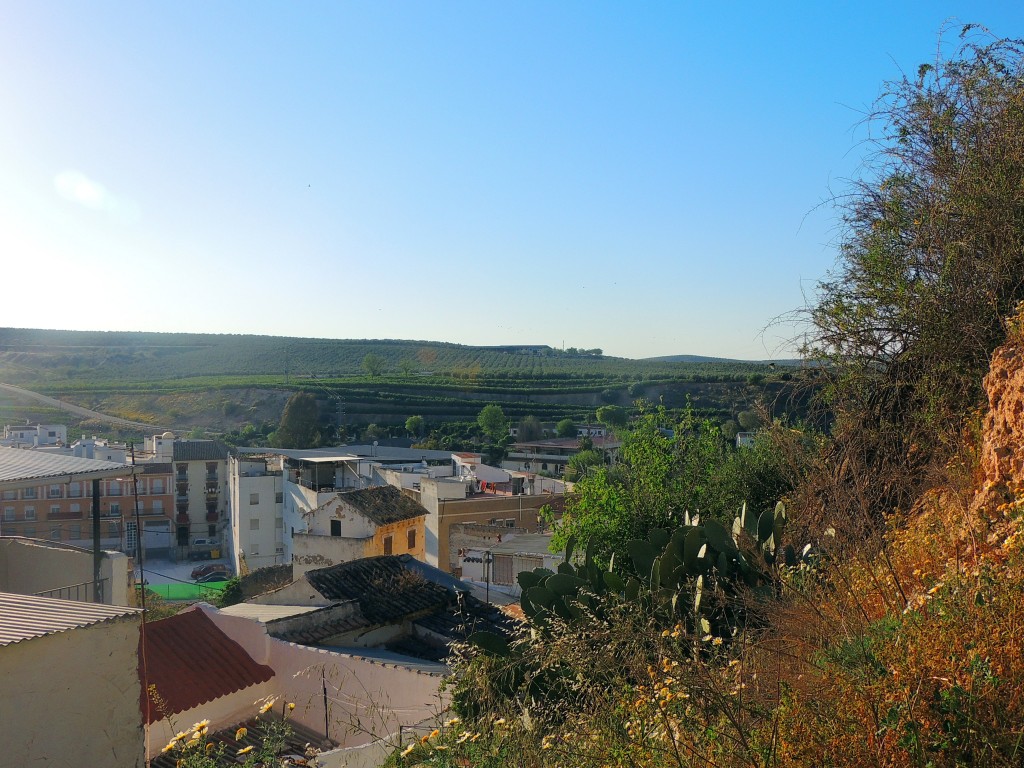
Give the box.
[0,381,165,431]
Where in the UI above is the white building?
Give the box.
[1,423,67,448]
[227,453,285,573]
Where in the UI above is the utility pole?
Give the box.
[92,478,102,603]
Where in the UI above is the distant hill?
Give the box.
[644,354,804,366]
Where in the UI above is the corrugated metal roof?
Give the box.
[0,592,141,646]
[0,445,130,485]
[218,603,319,622]
[140,608,274,724]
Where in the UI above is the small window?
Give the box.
[250,544,260,556]
[275,517,283,529]
[330,519,341,537]
[208,524,217,537]
[505,519,515,528]
[275,492,283,503]
[249,493,259,505]
[48,484,62,498]
[152,479,164,494]
[70,502,80,514]
[23,487,37,500]
[110,502,121,516]
[50,505,61,516]
[3,507,14,520]
[383,535,393,556]
[107,522,119,537]
[152,500,163,512]
[24,507,36,520]
[275,545,284,554]
[68,482,81,498]
[2,490,16,500]
[23,526,35,538]
[250,518,260,531]
[177,525,189,546]
[50,527,61,540]
[407,529,417,549]
[70,524,81,539]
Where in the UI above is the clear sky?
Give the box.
[2,2,1022,360]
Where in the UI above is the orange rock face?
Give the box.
[971,338,1024,516]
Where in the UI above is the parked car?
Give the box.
[191,563,231,580]
[195,573,230,584]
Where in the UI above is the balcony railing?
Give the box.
[35,578,108,603]
[47,510,84,521]
[176,513,190,524]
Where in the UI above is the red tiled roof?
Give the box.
[139,609,274,724]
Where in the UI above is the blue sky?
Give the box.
[2,3,1022,360]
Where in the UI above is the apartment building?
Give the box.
[172,440,231,554]
[227,453,284,573]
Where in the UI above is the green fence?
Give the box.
[140,582,227,601]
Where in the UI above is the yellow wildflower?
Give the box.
[259,697,278,714]
[444,716,461,727]
[161,741,177,753]
[237,745,254,755]
[173,731,189,742]
[235,727,248,740]
[190,719,210,731]
[401,743,416,757]
[205,743,215,753]
[186,738,200,748]
[287,702,296,711]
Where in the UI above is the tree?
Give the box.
[477,404,508,443]
[516,415,543,442]
[565,448,603,480]
[737,410,761,431]
[361,352,385,377]
[405,415,425,438]
[804,31,1024,515]
[399,357,416,376]
[272,392,321,448]
[556,418,577,438]
[596,405,628,429]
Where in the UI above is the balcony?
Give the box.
[206,511,219,523]
[176,513,190,525]
[47,509,84,521]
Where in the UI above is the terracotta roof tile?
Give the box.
[140,609,274,724]
[336,485,427,526]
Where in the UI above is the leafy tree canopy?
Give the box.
[405,415,424,437]
[556,417,577,438]
[477,404,508,443]
[517,415,543,442]
[596,404,628,429]
[361,352,385,377]
[805,30,1024,515]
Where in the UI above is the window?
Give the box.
[177,525,189,546]
[50,505,61,516]
[250,518,260,531]
[3,507,13,521]
[126,521,137,552]
[505,519,516,528]
[275,492,283,503]
[24,507,36,520]
[330,519,341,537]
[2,490,15,500]
[70,502,80,514]
[152,500,163,512]
[107,522,119,537]
[68,482,81,498]
[275,545,284,554]
[48,484,62,498]
[151,479,164,494]
[23,526,35,538]
[70,524,81,539]
[275,517,283,529]
[50,527,60,540]
[110,502,121,516]
[383,535,393,556]
[108,481,121,496]
[208,524,217,537]
[407,529,417,549]
[22,487,37,500]
[249,493,259,505]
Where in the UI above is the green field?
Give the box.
[0,328,807,432]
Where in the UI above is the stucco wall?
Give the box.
[202,607,446,749]
[0,615,144,767]
[0,537,131,605]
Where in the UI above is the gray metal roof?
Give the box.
[237,445,455,462]
[0,591,141,646]
[0,446,131,488]
[218,603,319,622]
